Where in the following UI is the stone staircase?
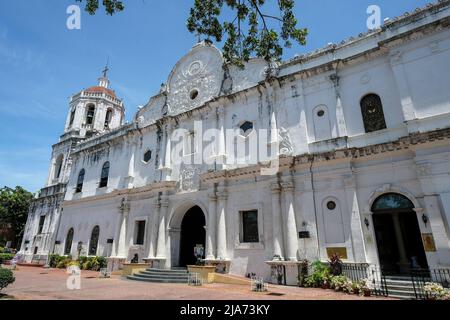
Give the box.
[127,268,189,284]
[384,276,418,300]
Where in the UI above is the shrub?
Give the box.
[78,256,107,271]
[0,253,15,264]
[330,275,348,291]
[0,268,15,291]
[304,261,331,288]
[49,254,72,268]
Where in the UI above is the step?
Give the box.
[386,284,416,291]
[127,275,189,284]
[145,268,188,274]
[136,272,190,279]
[389,294,416,300]
[387,289,417,297]
[132,274,189,281]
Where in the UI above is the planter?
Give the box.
[363,289,371,297]
[187,265,216,284]
[122,263,150,276]
[321,282,330,290]
[353,288,360,295]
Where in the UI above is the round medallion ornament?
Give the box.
[188,61,203,76]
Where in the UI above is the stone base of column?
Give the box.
[204,259,231,274]
[143,257,166,269]
[266,261,304,286]
[107,257,126,274]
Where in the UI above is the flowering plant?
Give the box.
[423,282,450,300]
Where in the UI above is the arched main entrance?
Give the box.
[179,206,206,267]
[372,193,428,275]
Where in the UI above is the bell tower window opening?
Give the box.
[104,109,113,129]
[86,105,96,125]
[69,109,75,127]
[54,155,64,180]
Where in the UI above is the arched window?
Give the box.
[360,94,387,133]
[86,105,95,125]
[371,193,414,212]
[76,169,85,193]
[104,109,113,129]
[89,226,100,256]
[99,162,110,188]
[64,228,74,255]
[54,155,64,180]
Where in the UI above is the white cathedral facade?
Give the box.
[19,2,450,284]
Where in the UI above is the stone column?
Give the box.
[156,192,169,258]
[125,142,136,189]
[145,197,160,259]
[271,181,284,260]
[160,121,173,181]
[114,198,130,258]
[392,213,409,270]
[206,191,217,260]
[343,175,366,262]
[330,74,347,138]
[216,184,228,260]
[216,106,226,167]
[282,180,298,261]
[389,50,417,123]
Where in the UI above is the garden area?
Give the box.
[298,254,374,297]
[297,254,450,300]
[47,254,107,271]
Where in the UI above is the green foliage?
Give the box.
[78,256,107,271]
[188,0,307,66]
[76,0,124,15]
[0,268,15,291]
[0,253,15,264]
[303,261,330,288]
[48,254,72,268]
[74,0,307,66]
[0,186,34,247]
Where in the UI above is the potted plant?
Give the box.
[352,281,361,295]
[360,278,373,297]
[329,253,343,276]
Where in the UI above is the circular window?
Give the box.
[327,201,336,210]
[190,89,199,100]
[317,110,325,117]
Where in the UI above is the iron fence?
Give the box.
[340,263,450,299]
[411,268,450,299]
[341,263,389,297]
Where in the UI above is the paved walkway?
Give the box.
[2,266,392,300]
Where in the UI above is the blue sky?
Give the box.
[0,0,432,192]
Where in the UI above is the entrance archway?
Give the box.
[371,193,428,275]
[179,206,206,267]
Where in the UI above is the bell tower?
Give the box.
[63,65,125,139]
[45,66,125,186]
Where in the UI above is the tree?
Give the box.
[0,187,33,248]
[75,0,308,66]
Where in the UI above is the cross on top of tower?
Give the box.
[102,60,109,78]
